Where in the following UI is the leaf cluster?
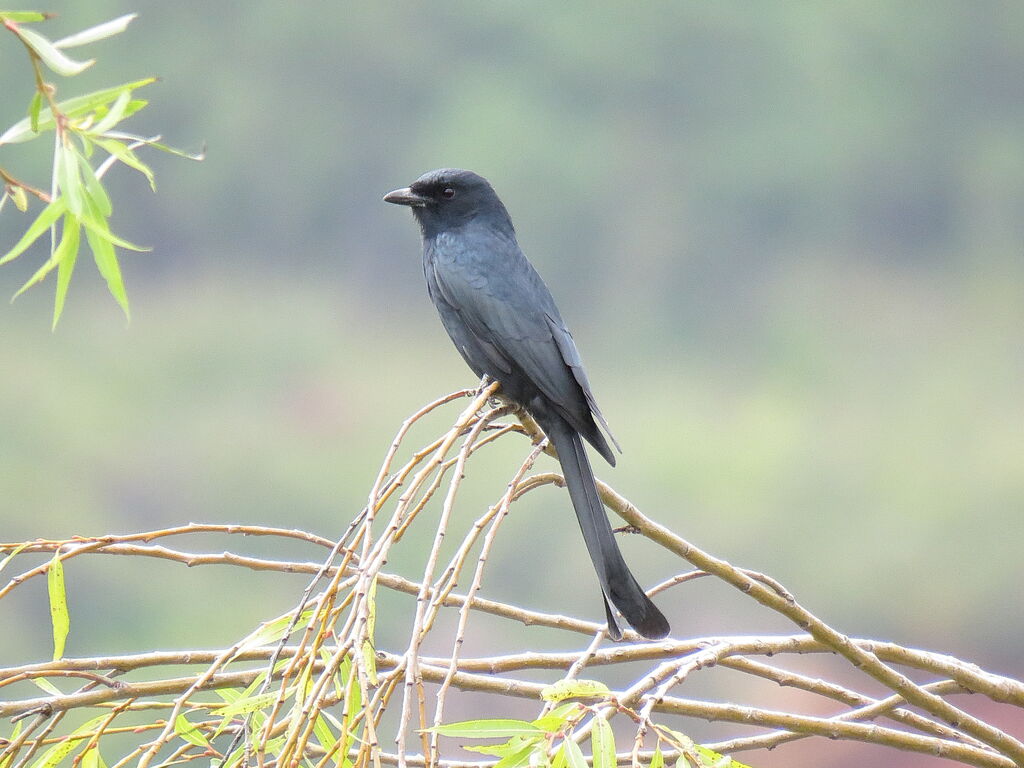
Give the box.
[0,10,200,326]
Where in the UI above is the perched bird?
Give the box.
[384,169,669,640]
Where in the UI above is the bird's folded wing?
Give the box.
[430,258,617,461]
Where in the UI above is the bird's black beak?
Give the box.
[383,187,430,207]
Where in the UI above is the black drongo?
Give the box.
[384,168,669,640]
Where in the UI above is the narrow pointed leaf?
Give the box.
[58,143,84,215]
[0,197,66,265]
[30,678,62,696]
[91,90,131,135]
[11,185,29,212]
[94,138,155,190]
[174,715,211,748]
[430,721,541,739]
[82,216,129,320]
[54,14,137,48]
[541,679,611,702]
[14,213,79,299]
[591,717,614,768]
[47,551,70,660]
[12,26,94,76]
[102,130,206,161]
[81,211,149,252]
[493,740,539,768]
[0,79,155,145]
[78,153,112,216]
[28,91,42,132]
[561,739,587,768]
[0,12,49,22]
[650,746,664,768]
[0,542,30,574]
[52,236,78,329]
[27,715,108,768]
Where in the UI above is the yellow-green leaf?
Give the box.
[11,25,94,76]
[78,153,112,217]
[173,714,211,748]
[561,738,587,768]
[52,234,78,329]
[650,745,664,768]
[27,715,107,768]
[91,90,131,136]
[0,542,30,575]
[11,185,29,212]
[0,197,67,265]
[591,717,614,768]
[57,144,84,216]
[47,551,69,660]
[0,11,49,22]
[0,79,155,146]
[541,679,611,702]
[430,720,541,739]
[54,14,137,49]
[361,640,378,685]
[14,213,80,300]
[30,677,62,696]
[28,91,42,133]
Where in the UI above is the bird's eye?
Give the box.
[441,187,455,199]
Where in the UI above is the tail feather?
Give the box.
[539,413,670,640]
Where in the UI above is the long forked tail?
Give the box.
[539,414,670,640]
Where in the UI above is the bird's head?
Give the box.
[383,168,513,238]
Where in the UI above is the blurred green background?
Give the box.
[2,2,1022,765]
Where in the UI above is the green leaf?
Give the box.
[0,542,30,574]
[28,91,42,133]
[93,138,156,190]
[0,197,67,265]
[102,130,206,161]
[81,213,129,320]
[360,640,378,686]
[493,739,540,768]
[541,679,611,702]
[47,551,70,660]
[591,717,614,768]
[531,703,583,734]
[561,739,587,768]
[0,79,156,145]
[11,185,29,212]
[430,720,542,739]
[30,677,62,696]
[78,153,112,216]
[57,143,84,216]
[79,747,98,768]
[14,213,80,300]
[650,745,664,768]
[0,11,49,22]
[313,714,337,751]
[231,609,315,660]
[27,715,108,768]
[91,90,131,136]
[11,25,95,76]
[53,14,137,48]
[216,691,280,719]
[693,746,751,768]
[52,232,78,329]
[173,714,211,748]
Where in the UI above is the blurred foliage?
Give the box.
[1,3,1022,745]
